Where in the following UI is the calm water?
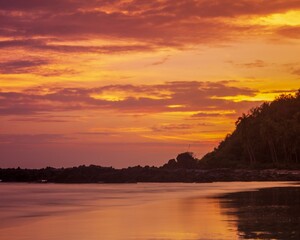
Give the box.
[0,182,299,240]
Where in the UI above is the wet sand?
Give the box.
[0,182,299,240]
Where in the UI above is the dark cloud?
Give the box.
[0,0,121,12]
[0,39,44,48]
[0,39,154,54]
[124,0,300,18]
[260,89,298,94]
[0,59,49,74]
[2,0,300,16]
[0,81,258,116]
[0,0,297,51]
[0,0,78,11]
[0,58,79,76]
[277,26,300,39]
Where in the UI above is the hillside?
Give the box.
[201,90,300,169]
[1,91,300,184]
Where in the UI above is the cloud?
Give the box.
[291,68,300,76]
[132,0,300,18]
[2,0,300,16]
[0,0,298,53]
[260,89,299,94]
[0,59,49,74]
[0,39,155,54]
[0,58,80,76]
[191,112,236,118]
[277,26,300,39]
[0,0,80,11]
[0,81,258,116]
[151,123,193,132]
[282,63,300,76]
[227,60,268,68]
[8,115,76,123]
[150,55,171,66]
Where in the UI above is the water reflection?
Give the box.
[0,182,299,240]
[219,187,300,240]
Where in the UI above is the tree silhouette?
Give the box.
[201,90,300,168]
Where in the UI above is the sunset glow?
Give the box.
[0,0,299,168]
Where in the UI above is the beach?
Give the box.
[0,182,299,240]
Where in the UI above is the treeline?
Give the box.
[0,163,213,183]
[0,90,300,183]
[0,164,224,183]
[201,90,300,168]
[2,165,300,183]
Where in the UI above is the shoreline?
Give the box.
[0,182,299,240]
[1,168,300,183]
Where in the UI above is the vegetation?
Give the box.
[162,152,198,169]
[0,90,300,183]
[1,165,300,183]
[201,90,300,169]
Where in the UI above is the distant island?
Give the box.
[1,90,299,183]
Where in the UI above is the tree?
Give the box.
[176,152,198,169]
[201,90,300,169]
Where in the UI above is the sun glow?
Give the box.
[0,0,299,167]
[254,11,300,26]
[211,91,295,102]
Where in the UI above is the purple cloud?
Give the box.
[0,81,258,116]
[0,59,49,74]
[0,0,298,52]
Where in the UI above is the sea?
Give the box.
[0,182,299,240]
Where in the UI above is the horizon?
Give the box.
[1,0,300,168]
[1,91,298,170]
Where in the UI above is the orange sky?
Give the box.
[0,0,299,168]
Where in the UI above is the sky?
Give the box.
[0,0,299,168]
